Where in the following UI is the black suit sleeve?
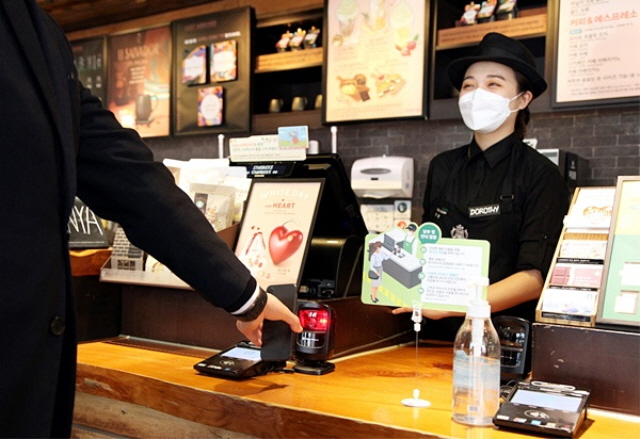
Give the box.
[74,85,256,312]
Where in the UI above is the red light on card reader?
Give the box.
[299,309,330,331]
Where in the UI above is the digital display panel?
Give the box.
[511,389,583,412]
[221,347,261,362]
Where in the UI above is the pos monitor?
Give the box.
[231,154,367,298]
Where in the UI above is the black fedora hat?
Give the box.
[447,32,547,98]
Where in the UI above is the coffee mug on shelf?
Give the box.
[291,96,307,112]
[268,98,284,113]
[135,94,158,121]
[314,94,323,110]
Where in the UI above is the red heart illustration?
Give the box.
[269,225,303,265]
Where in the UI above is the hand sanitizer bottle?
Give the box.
[452,280,501,426]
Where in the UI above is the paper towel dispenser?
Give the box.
[350,156,414,198]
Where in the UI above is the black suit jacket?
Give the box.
[0,2,255,437]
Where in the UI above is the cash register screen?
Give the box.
[232,154,368,239]
[510,389,583,412]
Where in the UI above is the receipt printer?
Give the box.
[351,156,414,199]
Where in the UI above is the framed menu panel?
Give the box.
[235,179,323,291]
[324,0,427,123]
[596,176,640,329]
[107,26,172,138]
[71,37,107,104]
[553,0,640,108]
[172,7,253,135]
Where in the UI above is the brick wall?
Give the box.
[146,104,639,222]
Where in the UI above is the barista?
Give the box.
[394,33,569,340]
[402,223,418,256]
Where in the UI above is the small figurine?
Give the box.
[460,2,481,26]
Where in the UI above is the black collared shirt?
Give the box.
[453,135,513,208]
[422,133,569,330]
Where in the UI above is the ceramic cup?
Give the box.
[268,98,284,113]
[291,96,307,112]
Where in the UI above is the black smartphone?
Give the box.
[194,341,272,379]
[261,284,298,361]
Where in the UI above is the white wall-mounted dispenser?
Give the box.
[350,156,414,199]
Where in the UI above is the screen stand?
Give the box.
[401,301,431,408]
[293,359,336,375]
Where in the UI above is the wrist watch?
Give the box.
[234,288,268,322]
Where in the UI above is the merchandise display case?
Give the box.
[252,10,324,133]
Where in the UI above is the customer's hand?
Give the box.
[236,293,303,346]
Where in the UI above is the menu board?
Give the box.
[71,37,107,104]
[172,7,253,135]
[107,26,172,138]
[324,0,426,123]
[554,0,640,106]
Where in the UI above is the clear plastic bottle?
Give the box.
[452,292,501,426]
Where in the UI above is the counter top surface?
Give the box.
[75,339,640,438]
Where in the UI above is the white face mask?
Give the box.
[458,88,523,134]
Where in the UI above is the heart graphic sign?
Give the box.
[269,225,304,265]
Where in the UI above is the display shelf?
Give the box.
[255,47,323,73]
[251,11,324,129]
[535,187,616,328]
[252,109,322,134]
[100,258,191,290]
[71,248,112,277]
[99,223,238,290]
[436,10,547,49]
[427,0,553,120]
[171,7,254,135]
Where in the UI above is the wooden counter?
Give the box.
[73,339,640,438]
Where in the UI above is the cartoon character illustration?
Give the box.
[402,223,418,256]
[451,224,469,239]
[367,240,390,303]
[239,227,268,277]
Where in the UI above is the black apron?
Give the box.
[432,146,522,285]
[422,146,534,341]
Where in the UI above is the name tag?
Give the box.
[468,203,500,218]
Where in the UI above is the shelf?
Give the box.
[100,259,191,290]
[255,47,323,73]
[436,13,547,49]
[428,1,551,120]
[252,109,322,133]
[71,248,112,277]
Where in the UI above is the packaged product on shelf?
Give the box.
[477,0,497,23]
[460,2,481,26]
[303,26,321,49]
[275,30,293,52]
[495,0,518,20]
[288,28,306,50]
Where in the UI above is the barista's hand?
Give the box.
[236,293,303,346]
[392,307,463,320]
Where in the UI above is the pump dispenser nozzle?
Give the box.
[411,300,423,332]
[467,278,490,357]
[467,277,490,319]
